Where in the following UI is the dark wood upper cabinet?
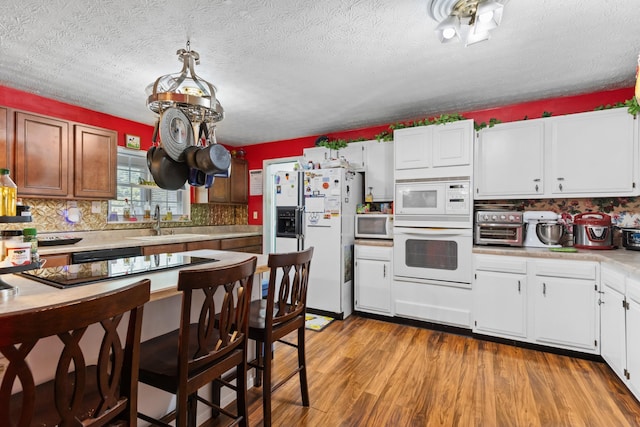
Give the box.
[74,125,117,199]
[15,112,71,197]
[0,107,10,169]
[208,158,248,204]
[13,111,117,199]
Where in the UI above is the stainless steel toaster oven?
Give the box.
[474,211,524,247]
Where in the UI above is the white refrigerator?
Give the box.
[303,168,362,319]
[274,171,304,253]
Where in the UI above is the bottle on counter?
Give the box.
[123,198,131,220]
[23,228,38,263]
[0,169,17,216]
[166,207,172,221]
[144,203,151,220]
[365,187,374,203]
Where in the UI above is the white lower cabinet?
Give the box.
[599,266,640,401]
[600,266,627,380]
[355,243,393,316]
[625,278,640,398]
[473,255,527,338]
[472,254,600,354]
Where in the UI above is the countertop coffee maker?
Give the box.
[523,211,564,248]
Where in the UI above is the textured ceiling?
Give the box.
[0,0,638,146]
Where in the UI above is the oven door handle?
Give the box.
[395,228,472,237]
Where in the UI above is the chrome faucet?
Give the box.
[152,204,161,236]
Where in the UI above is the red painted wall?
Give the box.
[239,86,635,225]
[0,85,155,149]
[0,84,635,226]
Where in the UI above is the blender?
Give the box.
[523,211,565,248]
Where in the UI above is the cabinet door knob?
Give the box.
[535,184,539,192]
[558,183,563,191]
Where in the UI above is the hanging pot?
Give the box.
[186,123,215,188]
[149,146,189,190]
[195,143,231,175]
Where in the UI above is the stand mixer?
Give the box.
[523,211,564,248]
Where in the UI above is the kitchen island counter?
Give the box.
[0,249,269,315]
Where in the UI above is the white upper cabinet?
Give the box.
[394,126,432,170]
[475,119,545,198]
[548,108,636,196]
[475,108,638,200]
[302,146,330,166]
[337,141,366,171]
[431,120,473,168]
[394,120,474,179]
[365,140,393,201]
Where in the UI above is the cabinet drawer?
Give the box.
[186,240,221,251]
[220,236,262,250]
[40,253,70,268]
[142,243,186,255]
[474,254,527,274]
[355,244,392,261]
[535,260,597,280]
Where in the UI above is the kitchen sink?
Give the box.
[127,234,211,241]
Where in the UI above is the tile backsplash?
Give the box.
[0,199,247,233]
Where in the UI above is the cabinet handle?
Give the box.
[535,184,539,192]
[557,177,565,181]
[518,280,521,293]
[383,265,386,278]
[543,282,546,295]
[558,183,563,191]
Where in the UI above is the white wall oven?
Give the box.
[393,227,473,288]
[394,177,471,228]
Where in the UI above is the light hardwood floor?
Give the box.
[213,315,640,427]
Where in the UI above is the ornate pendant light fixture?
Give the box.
[427,0,508,46]
[146,41,224,124]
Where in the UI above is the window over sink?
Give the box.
[107,147,189,222]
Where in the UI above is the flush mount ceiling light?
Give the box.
[146,41,224,124]
[428,0,508,46]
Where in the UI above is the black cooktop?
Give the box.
[20,253,218,289]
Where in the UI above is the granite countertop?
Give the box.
[36,226,262,256]
[473,245,640,276]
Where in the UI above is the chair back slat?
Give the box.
[177,257,256,373]
[267,247,313,327]
[0,279,150,427]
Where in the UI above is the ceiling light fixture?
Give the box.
[146,41,224,125]
[428,0,508,46]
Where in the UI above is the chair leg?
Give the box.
[187,394,198,427]
[255,339,263,387]
[298,325,310,406]
[211,378,221,419]
[237,361,249,427]
[263,337,273,427]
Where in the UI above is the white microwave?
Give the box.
[355,214,393,239]
[394,177,472,228]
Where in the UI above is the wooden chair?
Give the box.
[248,247,314,427]
[136,256,257,427]
[0,278,151,427]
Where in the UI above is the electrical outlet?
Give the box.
[253,211,258,219]
[91,201,101,214]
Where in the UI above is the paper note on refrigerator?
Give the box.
[305,197,325,213]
